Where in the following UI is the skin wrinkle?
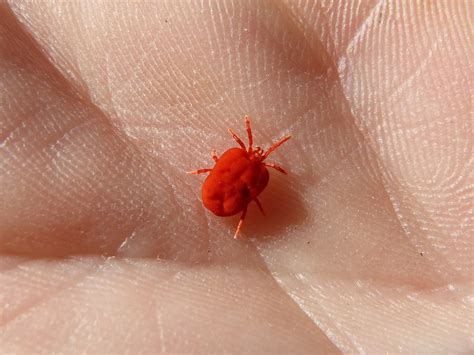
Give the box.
[35,113,89,156]
[151,166,190,241]
[115,208,146,256]
[250,245,344,352]
[305,1,337,59]
[381,185,462,283]
[155,307,167,353]
[0,256,34,273]
[145,262,335,352]
[354,124,470,285]
[103,51,119,121]
[384,34,444,104]
[2,2,139,154]
[6,1,166,166]
[0,256,101,327]
[268,7,383,188]
[1,257,161,352]
[3,3,199,258]
[201,3,271,125]
[333,124,463,285]
[285,281,365,353]
[189,265,337,351]
[214,0,239,113]
[74,144,144,252]
[177,0,238,122]
[1,60,81,151]
[204,0,312,121]
[128,1,224,126]
[283,0,341,67]
[108,12,219,138]
[283,275,473,352]
[336,0,474,278]
[5,123,162,257]
[343,14,456,178]
[269,0,332,76]
[4,146,92,232]
[256,170,443,345]
[303,186,441,288]
[340,0,385,58]
[2,2,84,103]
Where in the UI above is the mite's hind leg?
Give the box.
[264,162,288,175]
[186,168,212,174]
[211,149,219,162]
[234,206,248,239]
[254,198,265,215]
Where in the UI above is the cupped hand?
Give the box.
[1,1,472,353]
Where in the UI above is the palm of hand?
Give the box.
[1,1,472,353]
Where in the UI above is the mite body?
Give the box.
[188,116,291,238]
[202,147,269,217]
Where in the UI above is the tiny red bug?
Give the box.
[188,116,291,239]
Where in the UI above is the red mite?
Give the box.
[188,116,291,239]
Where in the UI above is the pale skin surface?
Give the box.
[0,0,472,353]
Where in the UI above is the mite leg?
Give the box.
[263,135,291,159]
[186,168,212,174]
[234,206,248,239]
[245,116,253,152]
[211,149,219,162]
[254,197,265,215]
[228,128,246,150]
[264,162,288,175]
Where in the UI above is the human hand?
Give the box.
[1,1,472,353]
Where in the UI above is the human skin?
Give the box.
[0,0,472,353]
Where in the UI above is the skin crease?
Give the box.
[0,0,472,353]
